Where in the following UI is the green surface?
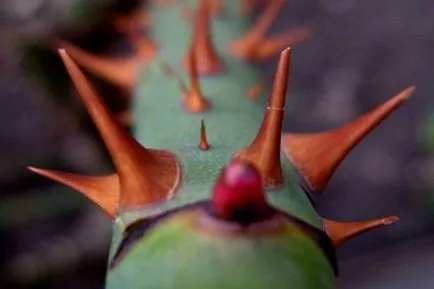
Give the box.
[108,210,335,289]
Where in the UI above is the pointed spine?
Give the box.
[324,217,399,246]
[28,167,119,218]
[283,86,415,192]
[234,48,291,188]
[185,0,223,75]
[253,27,312,61]
[58,49,180,210]
[183,49,211,113]
[231,0,284,61]
[56,41,138,90]
[199,119,210,150]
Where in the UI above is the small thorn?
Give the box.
[199,119,210,150]
[55,41,138,90]
[247,80,263,100]
[185,0,223,75]
[283,86,415,192]
[183,49,211,113]
[58,49,180,210]
[211,160,273,224]
[254,27,313,61]
[28,167,119,218]
[324,216,399,246]
[232,0,284,61]
[234,48,291,188]
[161,63,175,77]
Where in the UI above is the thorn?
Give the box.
[254,27,313,61]
[114,9,150,31]
[58,49,180,210]
[282,86,415,192]
[181,5,193,22]
[161,63,175,77]
[324,216,399,246]
[28,167,119,218]
[127,32,158,61]
[55,41,138,90]
[199,119,210,150]
[232,0,284,61]
[240,0,265,14]
[210,0,223,16]
[185,0,223,75]
[183,49,211,113]
[116,109,133,126]
[247,80,263,100]
[234,48,291,188]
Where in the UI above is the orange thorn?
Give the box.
[127,31,158,60]
[185,0,223,75]
[324,216,399,247]
[199,119,210,150]
[247,80,263,100]
[283,86,415,192]
[28,167,119,218]
[114,9,150,31]
[116,109,133,126]
[56,41,138,90]
[234,48,291,188]
[58,49,180,210]
[240,0,265,14]
[183,49,211,113]
[232,0,284,61]
[113,11,157,61]
[210,0,223,16]
[181,5,193,22]
[255,27,313,61]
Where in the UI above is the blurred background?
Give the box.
[0,0,433,288]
